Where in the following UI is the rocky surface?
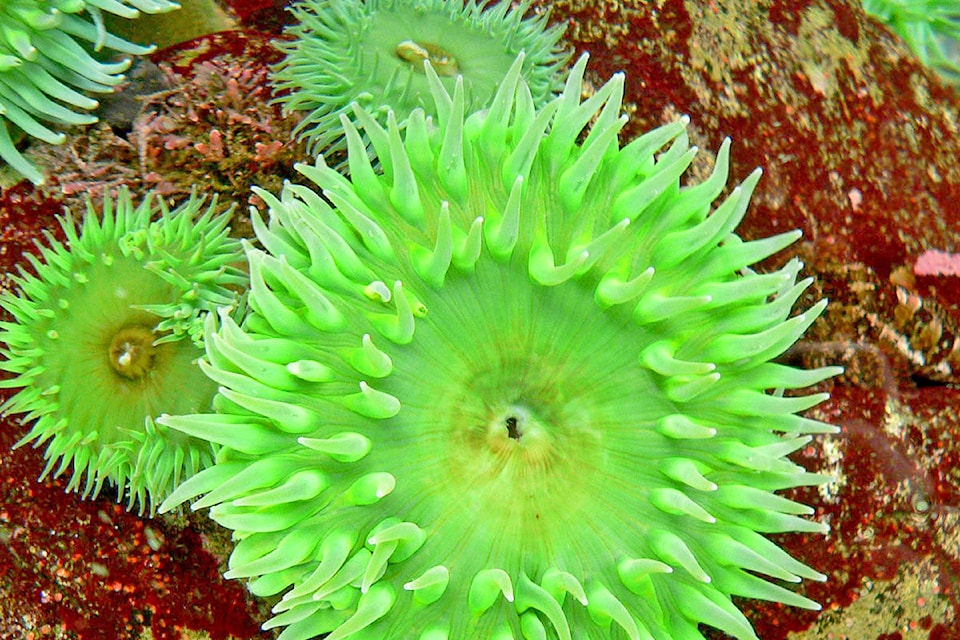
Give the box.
[2,1,958,638]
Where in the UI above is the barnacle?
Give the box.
[162,55,839,639]
[270,0,568,159]
[0,188,245,514]
[0,0,179,185]
[862,0,960,82]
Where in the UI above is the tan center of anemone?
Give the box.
[108,325,160,380]
[394,40,459,76]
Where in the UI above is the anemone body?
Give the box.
[163,55,839,640]
[270,0,568,159]
[862,0,960,82]
[0,189,245,514]
[0,0,179,185]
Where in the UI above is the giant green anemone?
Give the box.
[0,0,179,185]
[0,188,245,514]
[162,55,840,640]
[270,0,569,160]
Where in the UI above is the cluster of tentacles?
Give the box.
[0,0,179,184]
[0,2,841,638]
[862,0,960,83]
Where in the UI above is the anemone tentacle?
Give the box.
[163,54,839,640]
[0,188,245,514]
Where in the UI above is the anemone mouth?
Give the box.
[271,0,570,157]
[0,189,245,514]
[108,324,163,381]
[163,56,840,639]
[395,40,460,77]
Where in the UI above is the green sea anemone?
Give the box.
[162,55,839,639]
[862,0,960,82]
[0,0,179,185]
[0,188,245,515]
[270,0,569,160]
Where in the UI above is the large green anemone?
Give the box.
[0,189,245,515]
[0,0,178,185]
[162,55,839,639]
[271,0,569,159]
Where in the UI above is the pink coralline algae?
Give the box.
[914,250,960,277]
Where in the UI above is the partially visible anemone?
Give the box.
[0,0,179,185]
[862,0,960,82]
[0,188,245,515]
[162,55,840,639]
[270,0,569,160]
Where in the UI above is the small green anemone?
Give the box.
[162,55,839,639]
[0,188,245,515]
[0,0,179,185]
[270,0,569,159]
